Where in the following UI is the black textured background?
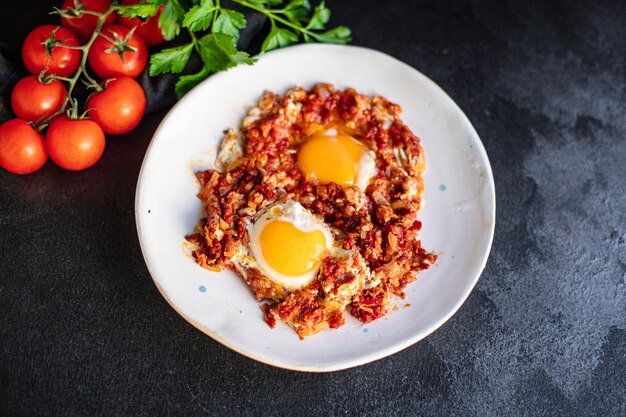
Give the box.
[1,1,625,416]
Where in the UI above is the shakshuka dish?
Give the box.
[185,84,437,339]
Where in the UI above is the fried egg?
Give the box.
[297,128,376,191]
[244,201,333,290]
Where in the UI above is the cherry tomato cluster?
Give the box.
[0,0,165,175]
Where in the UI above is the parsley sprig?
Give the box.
[115,0,350,97]
[236,0,351,48]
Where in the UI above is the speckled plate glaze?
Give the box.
[135,44,495,372]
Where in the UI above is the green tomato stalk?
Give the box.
[38,3,125,128]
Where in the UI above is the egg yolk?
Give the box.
[260,220,327,276]
[297,132,366,186]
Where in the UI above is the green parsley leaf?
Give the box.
[197,33,254,72]
[314,26,351,44]
[114,3,160,18]
[182,0,216,32]
[196,34,231,71]
[136,0,350,98]
[149,43,194,76]
[283,0,310,24]
[261,26,298,52]
[305,1,330,30]
[213,9,247,41]
[175,67,210,97]
[229,49,257,66]
[159,0,186,41]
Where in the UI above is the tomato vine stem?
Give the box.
[38,5,116,127]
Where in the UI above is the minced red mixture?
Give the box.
[186,84,437,339]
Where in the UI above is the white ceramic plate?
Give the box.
[135,44,495,372]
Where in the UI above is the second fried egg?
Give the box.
[246,201,333,290]
[297,128,376,191]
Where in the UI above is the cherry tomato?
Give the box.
[11,76,67,123]
[87,77,146,135]
[22,25,81,77]
[47,117,106,171]
[117,0,165,46]
[88,24,148,79]
[0,119,48,174]
[61,0,116,44]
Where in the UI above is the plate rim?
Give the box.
[135,43,496,372]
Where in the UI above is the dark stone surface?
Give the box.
[1,0,624,416]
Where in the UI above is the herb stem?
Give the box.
[232,0,320,41]
[211,0,221,34]
[188,30,205,66]
[189,29,199,51]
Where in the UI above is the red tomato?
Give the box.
[0,119,48,174]
[117,0,165,46]
[88,24,148,79]
[61,0,116,44]
[11,76,67,123]
[22,25,81,77]
[87,77,146,134]
[47,117,106,171]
